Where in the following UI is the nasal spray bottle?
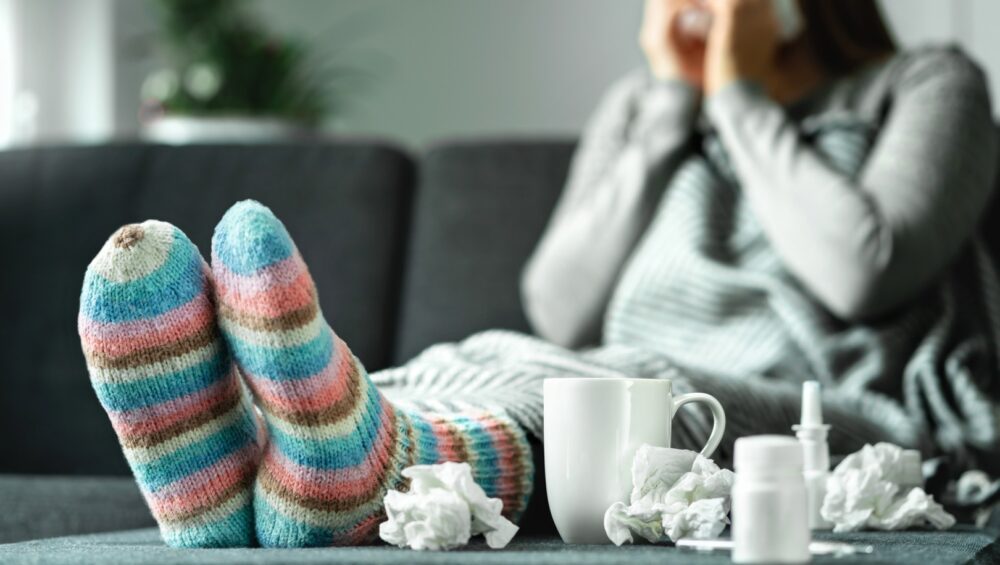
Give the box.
[792,381,833,530]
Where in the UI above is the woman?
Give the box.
[78,0,998,549]
[525,0,999,467]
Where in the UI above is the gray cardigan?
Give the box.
[522,46,997,348]
[518,46,1000,467]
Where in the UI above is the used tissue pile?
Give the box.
[604,445,735,545]
[821,442,955,532]
[379,462,519,551]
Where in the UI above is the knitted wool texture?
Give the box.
[211,200,533,547]
[78,221,261,548]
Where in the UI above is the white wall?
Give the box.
[249,0,645,145]
[0,0,14,146]
[879,0,1000,110]
[7,0,114,144]
[5,0,1000,147]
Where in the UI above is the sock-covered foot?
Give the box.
[211,200,533,547]
[79,221,261,547]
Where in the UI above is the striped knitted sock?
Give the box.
[78,221,261,548]
[211,200,533,547]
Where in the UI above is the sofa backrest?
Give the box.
[0,142,415,475]
[392,140,574,364]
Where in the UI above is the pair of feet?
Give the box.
[78,200,533,547]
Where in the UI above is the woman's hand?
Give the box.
[704,0,780,95]
[639,0,707,85]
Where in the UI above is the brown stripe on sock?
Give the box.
[386,410,417,494]
[120,389,241,449]
[343,512,386,546]
[435,415,469,464]
[402,413,417,473]
[256,357,365,427]
[494,418,529,518]
[85,325,216,370]
[159,465,256,524]
[260,409,401,512]
[218,300,318,332]
[113,224,145,249]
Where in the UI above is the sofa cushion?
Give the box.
[0,142,414,475]
[0,145,158,476]
[0,525,996,564]
[393,140,575,363]
[0,475,154,544]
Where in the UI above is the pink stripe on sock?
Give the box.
[211,252,308,297]
[219,270,315,319]
[341,513,383,545]
[244,338,354,413]
[107,371,239,437]
[430,418,465,462]
[79,293,213,356]
[475,413,518,498]
[263,400,397,501]
[147,443,258,519]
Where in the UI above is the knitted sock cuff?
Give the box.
[400,407,534,521]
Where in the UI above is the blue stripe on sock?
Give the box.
[136,418,255,491]
[255,496,334,547]
[81,228,204,323]
[164,498,255,548]
[409,412,440,465]
[213,200,295,276]
[266,383,385,470]
[224,325,334,381]
[453,416,497,497]
[93,350,229,412]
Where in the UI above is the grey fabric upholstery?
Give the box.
[393,140,575,363]
[0,526,996,564]
[4,138,1000,560]
[0,475,154,544]
[0,146,153,476]
[0,142,415,476]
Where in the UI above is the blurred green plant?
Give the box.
[142,0,355,125]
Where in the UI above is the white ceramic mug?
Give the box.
[543,378,726,544]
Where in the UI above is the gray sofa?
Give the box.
[1,140,997,564]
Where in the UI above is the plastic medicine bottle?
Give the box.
[732,435,811,564]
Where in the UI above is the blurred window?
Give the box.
[0,0,13,146]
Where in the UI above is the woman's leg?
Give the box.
[211,201,533,547]
[79,221,260,547]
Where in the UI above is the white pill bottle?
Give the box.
[732,435,811,564]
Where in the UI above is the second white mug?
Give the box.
[543,377,726,544]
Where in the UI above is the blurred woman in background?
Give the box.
[524,0,1000,471]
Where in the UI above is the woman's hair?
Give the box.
[797,0,898,75]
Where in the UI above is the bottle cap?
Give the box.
[734,435,803,473]
[800,381,823,427]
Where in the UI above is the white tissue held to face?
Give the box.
[820,443,956,533]
[677,0,804,42]
[604,445,735,545]
[379,461,519,551]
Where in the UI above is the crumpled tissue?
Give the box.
[379,461,518,551]
[604,445,735,545]
[821,442,955,533]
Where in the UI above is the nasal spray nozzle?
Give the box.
[792,381,833,530]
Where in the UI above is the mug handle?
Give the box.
[672,392,726,459]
